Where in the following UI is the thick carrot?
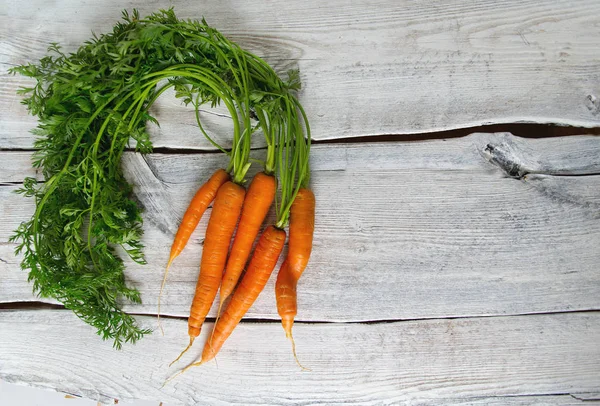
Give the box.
[170,180,245,365]
[175,225,285,370]
[286,189,315,273]
[219,172,276,306]
[158,169,230,332]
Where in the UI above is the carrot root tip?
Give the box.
[289,333,311,372]
[282,318,294,339]
[163,360,201,386]
[164,359,205,386]
[169,337,195,367]
[158,261,174,336]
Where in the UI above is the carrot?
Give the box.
[158,168,230,332]
[170,180,245,365]
[275,187,315,367]
[274,259,296,336]
[167,169,230,269]
[204,225,285,362]
[219,171,276,307]
[170,225,285,375]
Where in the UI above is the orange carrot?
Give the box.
[276,188,315,336]
[219,172,276,306]
[275,188,315,367]
[274,259,296,335]
[158,169,230,332]
[167,169,230,269]
[170,180,245,365]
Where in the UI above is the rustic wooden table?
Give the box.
[1,1,599,404]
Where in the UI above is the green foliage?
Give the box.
[9,8,310,348]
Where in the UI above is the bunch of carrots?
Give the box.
[157,42,315,379]
[8,8,314,351]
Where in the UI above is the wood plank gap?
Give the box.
[534,173,600,178]
[464,392,598,402]
[2,301,598,325]
[0,301,64,311]
[135,146,240,155]
[570,393,600,402]
[312,124,600,146]
[315,309,600,325]
[0,148,37,152]
[2,124,598,154]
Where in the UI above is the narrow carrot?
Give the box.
[275,187,315,367]
[170,180,245,365]
[218,171,276,307]
[167,169,231,269]
[158,169,230,332]
[274,259,296,336]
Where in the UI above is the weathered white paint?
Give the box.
[0,380,158,406]
[0,310,598,405]
[2,0,600,148]
[2,134,599,323]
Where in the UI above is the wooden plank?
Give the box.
[0,151,38,184]
[2,0,600,148]
[443,397,598,405]
[0,380,591,406]
[1,133,599,321]
[2,132,599,184]
[0,310,598,404]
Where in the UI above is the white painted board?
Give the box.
[2,134,599,323]
[2,0,600,148]
[1,310,598,405]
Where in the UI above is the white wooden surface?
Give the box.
[0,380,157,406]
[1,0,600,404]
[1,0,600,149]
[2,134,600,323]
[1,311,599,405]
[1,134,599,404]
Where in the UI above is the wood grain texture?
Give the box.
[0,310,598,405]
[2,0,600,148]
[2,133,599,321]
